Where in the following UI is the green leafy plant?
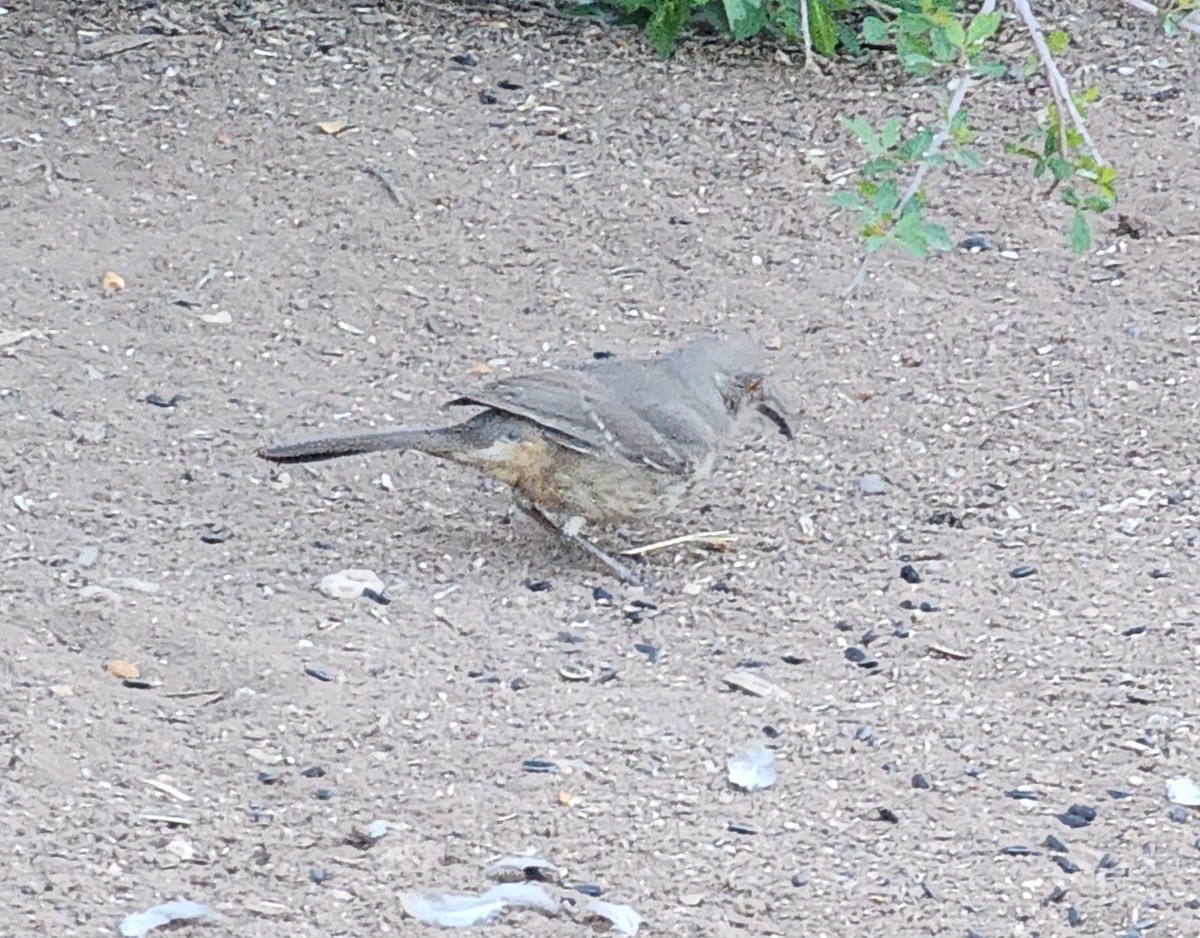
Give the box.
[570,0,1196,285]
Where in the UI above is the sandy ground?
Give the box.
[2,1,1199,936]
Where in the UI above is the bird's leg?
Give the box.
[512,495,643,585]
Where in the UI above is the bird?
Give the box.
[259,334,793,582]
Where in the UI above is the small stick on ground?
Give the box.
[621,530,737,557]
[364,165,407,207]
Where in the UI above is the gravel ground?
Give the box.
[2,2,1198,936]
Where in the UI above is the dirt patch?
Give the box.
[2,2,1198,935]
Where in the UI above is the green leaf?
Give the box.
[1068,211,1092,253]
[953,147,984,170]
[1048,157,1073,182]
[723,0,766,41]
[931,26,956,62]
[834,20,862,55]
[865,234,889,253]
[895,12,931,36]
[829,191,867,210]
[861,156,899,177]
[873,179,899,215]
[879,117,901,150]
[974,58,1007,78]
[941,18,966,50]
[644,0,693,56]
[862,14,889,43]
[1047,29,1070,55]
[896,128,933,162]
[920,222,953,251]
[966,10,1002,47]
[807,0,838,57]
[839,115,880,152]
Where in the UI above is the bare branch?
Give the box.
[1010,0,1104,164]
[843,0,997,298]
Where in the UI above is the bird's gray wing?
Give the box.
[445,368,695,475]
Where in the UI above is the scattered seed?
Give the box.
[522,759,556,773]
[727,821,757,835]
[1010,564,1038,579]
[1051,856,1081,874]
[145,392,184,408]
[559,664,592,682]
[1067,803,1097,823]
[634,643,664,663]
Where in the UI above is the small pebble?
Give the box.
[1122,625,1147,636]
[315,788,334,801]
[1006,788,1039,801]
[361,587,391,605]
[912,773,931,790]
[958,234,989,251]
[1108,789,1131,800]
[893,626,910,639]
[592,586,614,604]
[921,880,943,901]
[509,676,530,691]
[1067,906,1083,927]
[790,873,807,887]
[571,884,604,897]
[1044,834,1069,853]
[859,474,886,495]
[927,510,960,526]
[1097,853,1118,869]
[257,771,282,785]
[450,52,478,67]
[300,766,325,778]
[1047,886,1068,903]
[309,867,329,885]
[1010,564,1038,579]
[844,647,867,663]
[1058,812,1090,829]
[900,564,921,584]
[919,601,938,613]
[727,822,757,835]
[1001,845,1033,856]
[835,619,855,632]
[878,807,899,823]
[524,579,551,592]
[762,725,781,739]
[781,654,805,665]
[1168,806,1188,823]
[304,666,334,683]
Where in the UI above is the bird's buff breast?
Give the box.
[461,436,687,524]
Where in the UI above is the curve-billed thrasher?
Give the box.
[259,334,792,582]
